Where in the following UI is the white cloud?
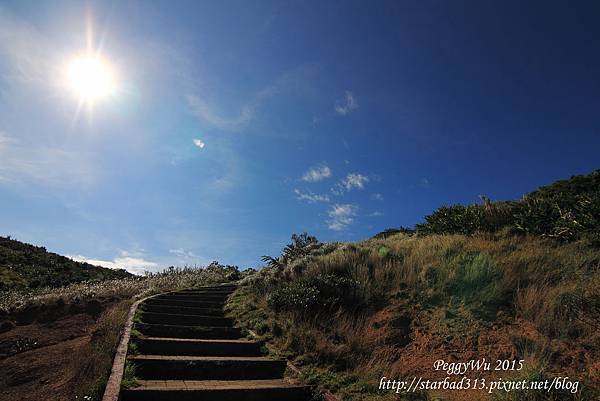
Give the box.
[368,211,384,217]
[169,248,198,258]
[332,173,369,195]
[335,91,358,116]
[420,178,430,188]
[302,164,331,182]
[69,251,159,275]
[192,138,205,149]
[169,248,207,266]
[344,174,369,190]
[327,203,357,231]
[371,193,384,201]
[294,188,330,203]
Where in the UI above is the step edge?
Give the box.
[138,337,259,344]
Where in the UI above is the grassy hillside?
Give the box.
[227,171,600,401]
[0,236,131,291]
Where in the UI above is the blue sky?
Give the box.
[1,1,599,273]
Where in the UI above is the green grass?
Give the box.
[120,361,139,389]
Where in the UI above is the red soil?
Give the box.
[0,302,121,401]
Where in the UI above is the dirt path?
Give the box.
[120,285,312,400]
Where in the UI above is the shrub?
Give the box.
[261,232,322,270]
[415,170,600,244]
[513,193,600,243]
[372,227,415,239]
[416,205,486,235]
[268,274,360,315]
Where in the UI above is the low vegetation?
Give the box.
[416,170,600,244]
[227,170,600,401]
[0,261,242,315]
[0,236,131,291]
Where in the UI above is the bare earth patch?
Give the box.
[0,301,130,401]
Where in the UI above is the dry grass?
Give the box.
[231,232,600,400]
[0,266,235,315]
[72,300,133,399]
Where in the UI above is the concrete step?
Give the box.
[158,294,231,302]
[173,288,236,295]
[169,291,234,298]
[176,287,236,293]
[139,312,233,327]
[139,304,224,316]
[133,337,263,356]
[145,298,225,308]
[187,285,238,291]
[154,293,229,302]
[135,323,243,339]
[128,355,288,380]
[121,379,312,401]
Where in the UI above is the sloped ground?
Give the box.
[0,300,131,401]
[228,232,600,400]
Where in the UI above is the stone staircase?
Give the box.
[120,284,313,401]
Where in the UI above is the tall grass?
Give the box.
[73,300,133,400]
[230,232,600,400]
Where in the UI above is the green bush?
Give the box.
[415,170,600,244]
[514,193,600,242]
[416,205,488,235]
[267,274,360,314]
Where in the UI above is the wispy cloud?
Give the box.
[69,251,159,275]
[335,90,358,116]
[187,94,259,133]
[332,173,369,195]
[169,248,207,266]
[187,64,317,133]
[371,193,384,201]
[302,164,331,182]
[192,138,205,149]
[327,203,357,231]
[0,8,53,89]
[0,131,96,190]
[294,188,330,203]
[420,178,430,188]
[368,211,384,217]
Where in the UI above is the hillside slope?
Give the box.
[228,171,600,401]
[0,236,131,291]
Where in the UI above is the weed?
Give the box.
[120,361,139,389]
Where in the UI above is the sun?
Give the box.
[66,55,116,102]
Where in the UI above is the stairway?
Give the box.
[120,284,312,401]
